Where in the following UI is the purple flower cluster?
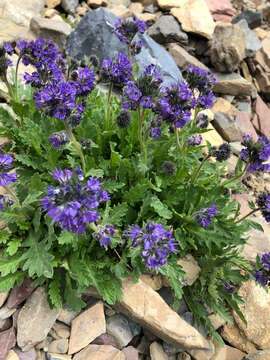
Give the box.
[101,52,133,88]
[196,113,209,129]
[185,66,216,109]
[156,82,195,129]
[240,135,270,173]
[127,222,177,270]
[211,143,231,162]
[254,252,270,287]
[114,17,147,45]
[187,134,202,146]
[256,191,270,223]
[41,168,110,234]
[93,224,117,247]
[0,43,15,75]
[195,205,218,227]
[122,64,163,111]
[49,131,70,148]
[0,154,18,186]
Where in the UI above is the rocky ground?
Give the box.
[1,0,270,359]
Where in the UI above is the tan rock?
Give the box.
[245,351,270,360]
[87,0,108,8]
[253,28,268,41]
[48,339,69,354]
[45,0,61,8]
[129,2,143,15]
[171,0,215,40]
[140,274,163,291]
[108,5,132,18]
[0,292,8,308]
[213,73,254,96]
[6,350,19,360]
[150,342,168,360]
[73,345,124,360]
[221,322,256,353]
[44,8,59,17]
[211,98,238,117]
[168,43,209,72]
[233,280,270,350]
[68,301,106,354]
[201,123,224,148]
[211,340,226,360]
[225,345,245,360]
[136,12,159,23]
[261,34,270,68]
[115,279,210,350]
[177,354,191,360]
[157,0,186,10]
[48,354,72,360]
[188,340,215,360]
[208,313,226,330]
[50,321,70,339]
[0,19,33,47]
[57,306,78,326]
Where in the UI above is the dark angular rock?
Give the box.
[148,15,188,45]
[0,327,16,359]
[213,111,242,142]
[66,8,183,86]
[234,19,261,58]
[232,10,262,29]
[91,333,119,348]
[7,278,35,309]
[157,287,188,315]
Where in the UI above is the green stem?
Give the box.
[89,222,98,232]
[64,121,86,173]
[191,155,211,184]
[14,54,23,103]
[138,107,147,163]
[191,107,200,128]
[3,186,21,208]
[222,162,248,187]
[234,208,260,224]
[105,82,113,131]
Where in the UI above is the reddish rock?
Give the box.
[91,333,119,348]
[7,278,35,309]
[205,0,235,22]
[0,327,16,359]
[252,96,270,138]
[122,346,139,360]
[235,111,258,141]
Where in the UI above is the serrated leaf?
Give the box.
[6,239,21,256]
[0,272,25,292]
[0,254,23,276]
[0,230,11,244]
[150,195,172,219]
[124,183,148,205]
[85,168,104,178]
[48,273,63,308]
[57,230,77,245]
[247,219,264,232]
[64,274,85,312]
[22,191,43,206]
[104,203,129,226]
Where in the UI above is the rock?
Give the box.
[0,305,16,320]
[211,340,226,360]
[204,0,235,22]
[128,319,141,337]
[30,16,72,52]
[66,8,183,87]
[157,287,188,316]
[13,347,37,360]
[17,287,61,352]
[129,2,143,15]
[108,0,130,7]
[7,278,35,309]
[221,322,256,353]
[212,72,254,96]
[244,351,270,360]
[157,0,182,11]
[87,0,108,8]
[252,95,270,138]
[0,327,16,359]
[0,292,8,308]
[231,193,256,218]
[208,313,226,330]
[201,123,224,147]
[0,318,12,332]
[236,19,261,58]
[150,342,168,360]
[148,15,188,45]
[253,28,268,41]
[232,10,262,30]
[212,112,242,142]
[136,12,160,24]
[50,322,70,340]
[210,23,246,72]
[73,344,124,360]
[47,355,71,360]
[168,43,209,71]
[235,111,258,140]
[171,0,215,40]
[140,274,162,291]
[233,280,270,349]
[177,354,191,360]
[61,0,79,13]
[106,314,134,348]
[162,342,183,355]
[225,345,245,360]
[45,0,61,8]
[91,333,119,348]
[178,255,200,286]
[68,301,106,354]
[258,3,270,21]
[122,346,139,360]
[242,216,270,263]
[211,98,238,117]
[48,339,69,354]
[109,5,132,18]
[5,350,19,360]
[57,306,78,326]
[114,279,210,350]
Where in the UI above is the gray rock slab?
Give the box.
[106,314,133,349]
[236,19,261,58]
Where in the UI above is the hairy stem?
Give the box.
[222,162,248,187]
[105,82,113,131]
[234,208,260,224]
[64,121,86,173]
[14,54,23,103]
[191,155,211,184]
[138,107,147,163]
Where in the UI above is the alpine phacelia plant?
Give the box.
[0,19,268,342]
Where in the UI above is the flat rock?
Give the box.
[208,313,226,330]
[45,0,61,8]
[57,306,78,326]
[106,314,133,349]
[7,278,35,309]
[0,327,16,359]
[5,350,19,360]
[157,0,184,11]
[171,0,215,40]
[122,346,138,360]
[91,333,119,348]
[109,5,132,18]
[30,16,72,52]
[245,351,270,360]
[48,339,69,354]
[0,292,8,308]
[73,344,125,360]
[211,340,226,360]
[0,305,16,320]
[50,322,70,340]
[211,98,238,117]
[233,280,270,349]
[140,274,162,291]
[252,95,270,138]
[150,342,168,360]
[17,287,61,351]
[212,112,242,142]
[114,279,210,350]
[13,347,37,360]
[0,18,33,47]
[168,43,209,71]
[221,322,256,353]
[212,72,254,96]
[66,8,183,87]
[68,301,106,354]
[210,23,246,72]
[201,123,224,147]
[232,10,262,30]
[148,15,188,45]
[231,193,256,218]
[235,111,258,140]
[204,0,235,22]
[236,19,261,58]
[48,354,71,360]
[225,345,245,360]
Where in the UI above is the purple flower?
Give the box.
[211,143,231,162]
[114,17,147,45]
[240,135,270,173]
[196,113,209,129]
[49,131,70,148]
[3,42,14,55]
[185,66,216,93]
[150,127,161,138]
[197,91,215,109]
[195,205,218,227]
[256,191,270,223]
[0,154,18,187]
[93,224,117,247]
[101,52,133,88]
[254,270,268,286]
[187,134,202,146]
[126,222,177,270]
[140,96,153,109]
[41,168,110,234]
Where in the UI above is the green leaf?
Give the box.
[150,195,173,219]
[22,191,43,206]
[0,272,25,292]
[246,219,264,232]
[85,168,104,178]
[21,231,54,278]
[64,274,85,312]
[48,272,63,308]
[57,230,77,245]
[6,239,22,256]
[0,254,23,276]
[0,230,11,244]
[124,183,148,205]
[104,203,129,226]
